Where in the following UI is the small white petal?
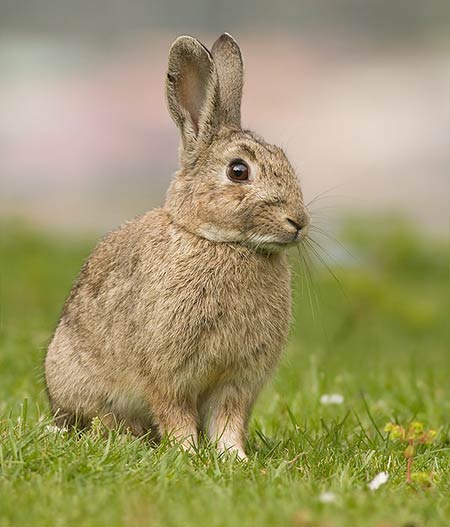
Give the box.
[319,491,337,503]
[320,394,344,405]
[45,425,68,434]
[368,471,389,490]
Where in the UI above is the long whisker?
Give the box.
[292,249,306,307]
[304,237,339,275]
[303,238,348,300]
[306,235,346,274]
[299,242,334,349]
[308,205,340,215]
[307,215,334,228]
[306,184,346,208]
[296,245,316,320]
[309,225,356,262]
[298,244,323,320]
[308,209,339,227]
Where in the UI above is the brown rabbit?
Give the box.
[45,33,310,458]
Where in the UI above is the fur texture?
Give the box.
[45,33,310,458]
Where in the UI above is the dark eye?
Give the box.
[227,159,249,182]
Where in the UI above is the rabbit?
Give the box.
[45,33,310,459]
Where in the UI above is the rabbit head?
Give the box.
[165,33,310,253]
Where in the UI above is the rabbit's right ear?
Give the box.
[166,36,219,154]
[211,33,243,128]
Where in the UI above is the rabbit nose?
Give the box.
[286,218,302,231]
[286,216,310,238]
[286,218,307,231]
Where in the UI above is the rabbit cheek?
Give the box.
[196,191,249,243]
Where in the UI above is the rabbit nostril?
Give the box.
[286,218,302,231]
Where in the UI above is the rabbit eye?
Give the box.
[227,159,249,182]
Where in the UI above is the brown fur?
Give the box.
[45,33,310,458]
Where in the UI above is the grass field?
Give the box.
[0,218,449,527]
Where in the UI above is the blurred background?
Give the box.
[0,0,448,235]
[1,7,449,524]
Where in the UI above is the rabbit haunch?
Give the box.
[45,33,310,458]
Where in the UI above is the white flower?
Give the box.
[320,394,344,405]
[319,491,337,503]
[45,425,68,434]
[368,471,389,490]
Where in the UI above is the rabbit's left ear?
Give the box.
[166,36,220,153]
[211,33,244,128]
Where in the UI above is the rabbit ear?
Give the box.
[166,36,219,152]
[211,33,243,128]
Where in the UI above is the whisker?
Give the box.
[306,235,346,273]
[292,250,306,305]
[301,243,334,348]
[308,216,334,227]
[303,238,348,300]
[296,245,316,320]
[298,244,323,320]
[309,225,356,262]
[309,205,339,215]
[306,184,346,208]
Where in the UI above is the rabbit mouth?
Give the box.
[197,223,306,251]
[243,232,304,253]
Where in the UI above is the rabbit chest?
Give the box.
[68,214,293,395]
[136,223,292,389]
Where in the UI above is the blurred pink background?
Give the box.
[0,2,448,234]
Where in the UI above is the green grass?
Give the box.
[0,217,449,527]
